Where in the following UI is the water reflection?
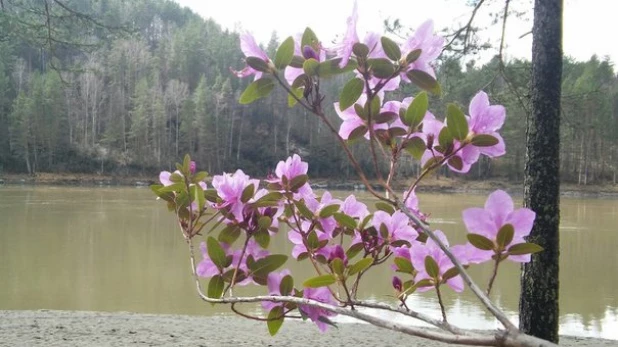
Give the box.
[0,186,616,339]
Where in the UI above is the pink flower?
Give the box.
[334,94,388,140]
[466,91,506,158]
[401,20,445,80]
[284,33,327,85]
[301,287,337,332]
[305,192,342,236]
[231,32,270,81]
[371,210,418,245]
[196,239,268,286]
[331,1,359,68]
[287,221,331,259]
[409,230,466,292]
[212,169,260,222]
[269,154,313,198]
[159,170,181,186]
[262,270,292,312]
[462,190,536,263]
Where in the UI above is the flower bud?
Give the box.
[392,276,403,292]
[302,45,319,60]
[189,161,196,174]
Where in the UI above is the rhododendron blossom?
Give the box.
[463,190,536,263]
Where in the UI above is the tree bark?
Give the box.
[520,0,562,343]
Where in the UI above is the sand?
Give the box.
[1,310,616,347]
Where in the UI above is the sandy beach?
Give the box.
[1,310,616,347]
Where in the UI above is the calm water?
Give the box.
[1,185,617,339]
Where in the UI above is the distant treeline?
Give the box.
[0,0,616,184]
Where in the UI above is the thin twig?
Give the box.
[435,285,448,322]
[443,0,487,54]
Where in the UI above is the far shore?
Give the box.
[1,310,616,347]
[1,172,618,198]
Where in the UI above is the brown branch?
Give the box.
[443,0,487,54]
[186,226,557,347]
[351,300,466,335]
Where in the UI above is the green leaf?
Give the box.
[331,258,345,277]
[446,103,469,141]
[496,224,515,249]
[508,242,544,255]
[394,257,414,274]
[414,278,434,288]
[151,184,174,202]
[218,225,241,245]
[239,78,275,104]
[289,174,309,192]
[249,254,288,277]
[182,154,191,173]
[367,58,396,79]
[345,243,364,260]
[170,172,184,183]
[240,184,255,203]
[252,192,283,208]
[318,58,357,77]
[354,104,367,120]
[207,237,228,270]
[303,58,320,76]
[222,268,246,284]
[447,156,463,171]
[405,49,422,64]
[352,42,369,57]
[438,127,453,150]
[303,274,337,288]
[467,233,495,251]
[374,111,398,123]
[290,55,305,68]
[442,267,459,281]
[158,182,185,193]
[306,231,320,250]
[403,136,426,160]
[319,204,340,218]
[294,199,315,219]
[246,57,270,72]
[470,134,499,147]
[207,275,224,299]
[375,201,395,214]
[274,36,295,69]
[339,78,364,111]
[424,255,440,278]
[258,216,273,231]
[347,258,373,276]
[254,228,271,249]
[301,27,319,51]
[366,96,381,118]
[347,125,368,141]
[192,171,209,183]
[280,275,294,296]
[381,36,401,60]
[404,91,428,129]
[407,69,441,96]
[204,189,220,203]
[267,306,284,336]
[288,88,304,107]
[333,212,357,229]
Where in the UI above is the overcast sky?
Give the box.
[173,0,617,65]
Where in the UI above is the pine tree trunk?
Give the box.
[519,0,562,343]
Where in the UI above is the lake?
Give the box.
[1,185,617,339]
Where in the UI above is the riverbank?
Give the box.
[0,310,615,347]
[2,172,618,198]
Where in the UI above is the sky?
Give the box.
[173,0,618,65]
